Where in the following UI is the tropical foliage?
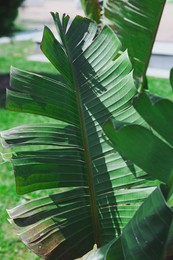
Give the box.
[1,1,173,260]
[103,75,173,259]
[80,0,166,86]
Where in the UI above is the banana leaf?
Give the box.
[80,0,166,86]
[104,93,173,190]
[1,13,168,259]
[83,185,173,260]
[103,91,173,258]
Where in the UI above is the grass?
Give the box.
[148,76,173,100]
[0,40,57,74]
[0,39,173,259]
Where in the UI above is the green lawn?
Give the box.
[0,40,57,74]
[148,76,173,100]
[0,39,173,259]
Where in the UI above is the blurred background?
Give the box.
[0,0,173,259]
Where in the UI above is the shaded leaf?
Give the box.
[82,0,166,86]
[133,93,173,146]
[103,0,166,85]
[84,185,173,260]
[103,117,173,186]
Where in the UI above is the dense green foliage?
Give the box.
[0,0,24,36]
[0,77,171,259]
[103,76,173,259]
[1,12,173,259]
[80,0,166,87]
[3,14,150,258]
[1,0,173,259]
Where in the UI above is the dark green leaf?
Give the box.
[133,93,173,146]
[170,68,173,89]
[84,186,173,260]
[103,118,173,185]
[101,0,166,85]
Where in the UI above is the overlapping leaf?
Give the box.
[103,91,173,258]
[104,93,173,190]
[81,0,166,86]
[1,14,160,259]
[84,186,173,260]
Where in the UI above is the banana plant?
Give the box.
[1,13,173,259]
[80,0,166,87]
[103,78,173,259]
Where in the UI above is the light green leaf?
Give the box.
[8,68,78,124]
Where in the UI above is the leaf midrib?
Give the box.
[61,23,101,246]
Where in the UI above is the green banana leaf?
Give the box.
[83,185,173,260]
[1,13,168,259]
[80,0,166,86]
[103,91,173,258]
[104,93,173,190]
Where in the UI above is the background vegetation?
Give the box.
[0,0,24,36]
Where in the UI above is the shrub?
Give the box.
[0,0,24,36]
